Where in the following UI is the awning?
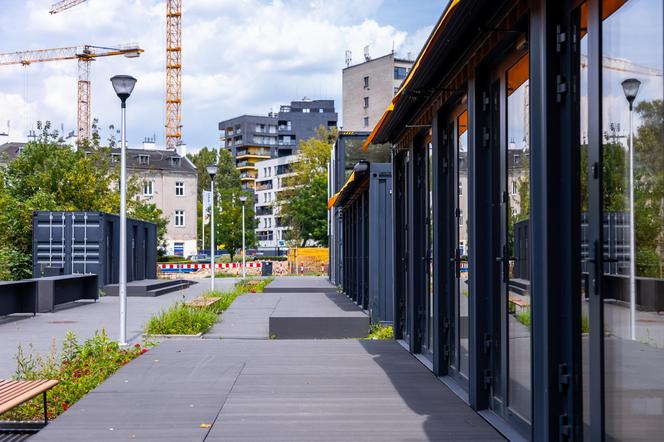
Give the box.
[327,171,356,209]
[362,0,463,151]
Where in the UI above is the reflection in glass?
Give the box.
[601,0,664,439]
[343,140,391,179]
[457,110,470,377]
[506,54,531,422]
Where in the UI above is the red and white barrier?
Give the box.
[158,262,262,270]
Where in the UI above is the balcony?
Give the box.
[256,206,273,216]
[240,171,257,180]
[236,160,256,170]
[255,180,273,191]
[236,148,271,159]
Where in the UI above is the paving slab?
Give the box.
[32,339,504,442]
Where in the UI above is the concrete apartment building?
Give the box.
[118,145,198,258]
[219,100,337,190]
[342,53,413,131]
[253,154,298,253]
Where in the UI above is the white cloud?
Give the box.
[1,0,433,148]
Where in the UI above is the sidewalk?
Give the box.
[0,278,237,378]
[29,277,503,441]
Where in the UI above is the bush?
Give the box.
[367,324,393,340]
[0,331,149,422]
[144,302,217,335]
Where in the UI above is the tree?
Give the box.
[216,191,257,262]
[279,125,336,247]
[0,121,167,279]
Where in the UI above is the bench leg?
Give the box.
[43,391,48,426]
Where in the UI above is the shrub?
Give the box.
[0,331,149,422]
[367,324,393,340]
[144,302,217,335]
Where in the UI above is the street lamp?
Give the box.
[110,74,137,346]
[207,164,218,291]
[239,195,248,279]
[621,77,641,341]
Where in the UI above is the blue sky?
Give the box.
[0,0,445,149]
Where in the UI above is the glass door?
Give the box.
[395,151,410,346]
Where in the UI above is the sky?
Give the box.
[0,0,445,150]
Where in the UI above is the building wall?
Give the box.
[135,169,198,257]
[342,54,413,131]
[253,154,298,250]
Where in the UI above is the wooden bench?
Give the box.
[508,295,530,312]
[0,379,59,426]
[185,296,221,308]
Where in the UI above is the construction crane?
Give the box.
[0,45,143,142]
[166,0,182,150]
[49,0,88,14]
[50,0,184,150]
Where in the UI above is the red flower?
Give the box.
[140,348,148,354]
[61,402,68,411]
[134,343,141,349]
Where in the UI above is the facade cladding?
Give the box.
[218,100,337,190]
[332,0,664,440]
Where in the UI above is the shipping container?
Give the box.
[32,211,157,287]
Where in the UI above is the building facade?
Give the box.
[253,154,297,253]
[332,0,664,440]
[219,100,337,190]
[124,147,198,258]
[342,53,413,131]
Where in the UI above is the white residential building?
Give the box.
[253,154,298,252]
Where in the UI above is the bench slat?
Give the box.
[0,379,59,415]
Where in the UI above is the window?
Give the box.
[303,108,310,113]
[459,209,464,227]
[319,108,324,113]
[175,181,184,196]
[363,117,369,128]
[143,181,153,196]
[170,157,181,167]
[363,97,369,108]
[137,154,149,165]
[511,180,518,195]
[394,66,408,80]
[174,210,185,227]
[513,153,520,165]
[458,182,463,196]
[363,76,369,88]
[112,153,121,163]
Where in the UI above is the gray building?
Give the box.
[276,99,337,156]
[342,53,413,131]
[218,100,337,190]
[0,142,26,166]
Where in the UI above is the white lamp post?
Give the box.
[621,77,641,341]
[110,74,137,346]
[207,165,218,291]
[239,195,247,279]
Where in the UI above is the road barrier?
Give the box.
[158,262,262,270]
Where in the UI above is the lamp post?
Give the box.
[110,75,137,346]
[621,77,641,341]
[239,195,247,279]
[207,165,218,290]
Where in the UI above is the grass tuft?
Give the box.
[144,302,217,335]
[366,324,394,340]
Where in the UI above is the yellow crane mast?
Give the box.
[0,45,143,142]
[166,0,182,150]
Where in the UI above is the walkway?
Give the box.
[0,278,237,378]
[29,277,503,441]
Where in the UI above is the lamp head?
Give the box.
[206,164,218,179]
[621,78,641,109]
[110,75,137,104]
[239,195,248,204]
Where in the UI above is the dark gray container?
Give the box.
[32,211,157,288]
[261,261,273,277]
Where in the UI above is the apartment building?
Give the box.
[342,53,413,131]
[123,146,198,257]
[253,154,298,253]
[218,100,337,190]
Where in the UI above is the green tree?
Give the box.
[216,191,256,262]
[0,121,167,279]
[279,125,336,247]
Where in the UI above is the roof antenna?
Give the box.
[345,50,352,67]
[392,40,395,54]
[364,45,371,62]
